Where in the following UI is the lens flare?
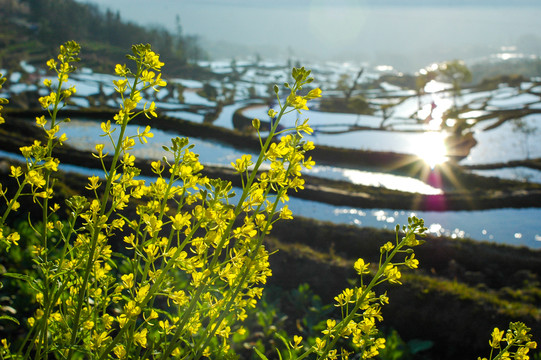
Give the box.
[411,131,449,168]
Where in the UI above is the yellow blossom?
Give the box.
[490,328,504,348]
[383,264,402,284]
[115,64,127,77]
[121,273,134,289]
[279,205,293,220]
[314,337,326,351]
[10,166,22,178]
[113,344,126,359]
[7,232,20,246]
[144,102,158,118]
[380,241,394,254]
[133,328,148,348]
[232,154,252,173]
[305,87,322,99]
[405,254,419,269]
[354,258,370,275]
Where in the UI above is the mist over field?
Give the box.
[75,0,541,71]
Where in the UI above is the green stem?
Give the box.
[160,100,290,360]
[35,66,68,360]
[194,186,287,359]
[316,235,406,360]
[66,71,141,360]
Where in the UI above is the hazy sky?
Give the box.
[76,0,541,71]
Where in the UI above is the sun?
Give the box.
[411,131,449,168]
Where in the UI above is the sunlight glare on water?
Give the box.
[410,131,449,168]
[424,79,451,93]
[340,169,442,195]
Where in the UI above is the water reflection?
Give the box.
[409,131,449,169]
[296,200,541,249]
[0,149,537,249]
[59,119,443,195]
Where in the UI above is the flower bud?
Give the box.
[252,118,260,130]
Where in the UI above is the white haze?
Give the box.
[75,0,541,72]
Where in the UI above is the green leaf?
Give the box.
[0,315,20,325]
[253,347,270,360]
[2,272,33,282]
[408,339,433,354]
[274,333,290,350]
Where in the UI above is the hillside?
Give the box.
[0,0,209,77]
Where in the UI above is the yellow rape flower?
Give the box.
[91,331,110,350]
[44,158,59,172]
[288,94,309,112]
[405,254,419,269]
[354,258,370,275]
[171,212,191,231]
[86,176,101,191]
[83,320,94,330]
[27,170,46,188]
[279,205,293,220]
[490,328,504,348]
[115,64,127,77]
[113,344,126,359]
[7,232,20,246]
[136,284,151,303]
[46,59,57,70]
[10,166,22,178]
[291,335,303,349]
[152,72,167,89]
[232,154,252,173]
[137,125,154,142]
[121,273,134,289]
[141,69,155,84]
[380,241,394,254]
[35,115,47,127]
[295,118,313,136]
[144,101,158,118]
[305,87,322,99]
[144,50,164,70]
[134,328,148,348]
[9,200,20,211]
[383,264,402,284]
[314,337,326,351]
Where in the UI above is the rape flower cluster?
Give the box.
[0,42,321,360]
[0,74,7,124]
[272,217,428,360]
[0,41,536,360]
[479,322,537,360]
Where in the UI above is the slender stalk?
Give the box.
[34,65,69,360]
[66,68,141,360]
[158,100,289,360]
[316,236,406,360]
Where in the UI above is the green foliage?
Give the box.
[2,0,207,74]
[378,330,433,360]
